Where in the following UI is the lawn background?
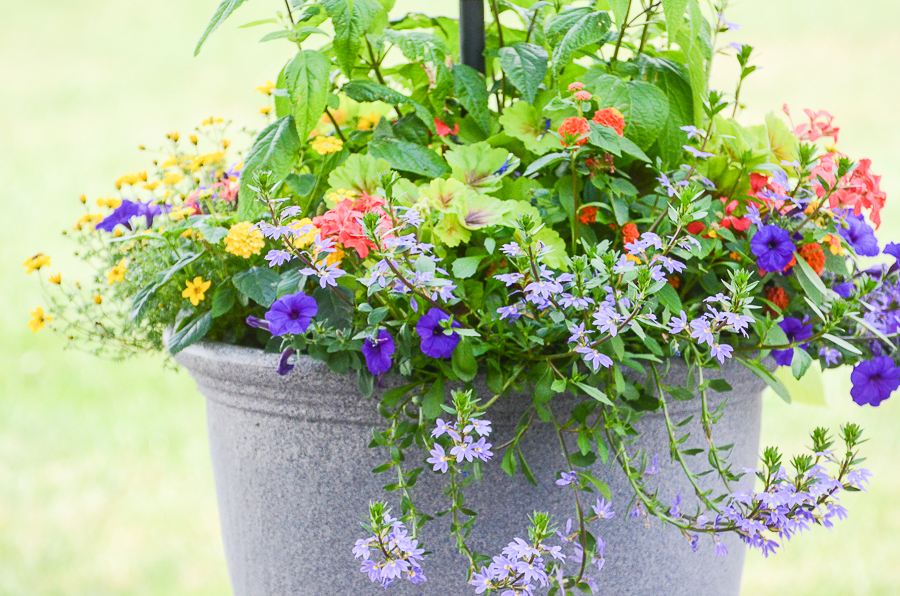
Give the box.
[1,0,898,594]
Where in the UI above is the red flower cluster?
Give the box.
[785,105,840,142]
[809,153,887,228]
[718,197,751,232]
[622,222,640,245]
[578,206,598,225]
[592,108,626,137]
[312,193,391,258]
[765,286,790,314]
[434,118,459,137]
[557,117,590,147]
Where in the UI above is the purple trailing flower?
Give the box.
[771,317,813,366]
[361,329,395,375]
[415,308,460,358]
[838,214,879,257]
[819,346,842,367]
[850,356,900,406]
[264,292,318,336]
[591,497,615,519]
[427,444,451,473]
[751,225,795,273]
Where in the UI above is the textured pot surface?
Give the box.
[173,341,766,596]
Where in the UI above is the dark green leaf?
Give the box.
[167,311,213,354]
[707,379,732,393]
[238,116,301,220]
[522,151,568,177]
[313,285,354,328]
[451,338,478,382]
[285,173,317,197]
[552,10,612,75]
[451,255,486,279]
[210,283,237,318]
[657,282,683,313]
[232,266,280,307]
[369,138,450,177]
[422,378,446,419]
[498,43,548,104]
[791,347,813,380]
[453,64,491,135]
[322,0,381,76]
[501,447,517,476]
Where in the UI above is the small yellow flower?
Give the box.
[823,234,845,256]
[224,221,265,258]
[167,131,180,142]
[115,171,146,189]
[259,106,273,115]
[189,134,198,145]
[169,206,194,221]
[23,254,51,274]
[255,80,276,95]
[164,172,184,185]
[201,116,224,126]
[114,229,123,238]
[79,194,87,204]
[322,245,345,267]
[310,135,343,155]
[143,181,161,191]
[290,218,319,249]
[107,259,127,284]
[222,139,231,149]
[96,196,122,209]
[160,155,179,168]
[73,213,103,231]
[625,254,642,264]
[28,306,52,333]
[357,111,381,131]
[93,294,103,305]
[182,276,211,306]
[48,272,62,284]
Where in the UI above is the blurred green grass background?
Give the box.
[1,0,898,594]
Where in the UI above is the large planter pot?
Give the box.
[172,341,766,596]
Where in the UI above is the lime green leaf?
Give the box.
[369,138,449,178]
[499,101,558,155]
[451,255,487,279]
[195,0,249,56]
[419,178,471,213]
[583,472,613,500]
[446,142,518,192]
[575,382,613,406]
[232,267,280,307]
[167,311,213,354]
[738,357,790,403]
[460,194,512,230]
[662,0,689,39]
[499,43,549,104]
[453,64,491,135]
[434,212,472,247]
[322,0,381,77]
[283,50,330,142]
[327,153,392,195]
[451,338,478,382]
[238,116,301,220]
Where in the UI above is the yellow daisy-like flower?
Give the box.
[114,171,147,189]
[23,254,51,274]
[823,234,845,256]
[201,116,224,126]
[143,181,161,191]
[357,111,381,131]
[160,155,179,168]
[310,135,343,155]
[260,106,273,115]
[107,259,127,285]
[164,172,184,186]
[224,221,265,258]
[169,206,194,221]
[78,194,87,204]
[321,246,345,267]
[182,276,211,306]
[255,80,276,95]
[93,294,103,305]
[28,306,52,333]
[73,213,103,231]
[48,272,62,284]
[167,131,180,142]
[290,218,319,249]
[189,134,198,145]
[96,196,122,209]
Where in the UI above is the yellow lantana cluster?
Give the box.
[311,135,343,155]
[290,218,319,249]
[224,221,265,258]
[357,111,381,131]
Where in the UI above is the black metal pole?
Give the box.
[459,0,485,73]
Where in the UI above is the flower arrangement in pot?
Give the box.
[26,0,899,594]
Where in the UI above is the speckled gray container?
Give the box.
[172,341,766,596]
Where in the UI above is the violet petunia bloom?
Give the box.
[751,224,795,273]
[415,308,461,359]
[245,315,269,330]
[277,347,295,375]
[838,214,879,257]
[884,242,900,262]
[264,291,318,336]
[771,317,813,366]
[850,356,900,406]
[361,329,395,375]
[96,199,169,232]
[833,281,855,298]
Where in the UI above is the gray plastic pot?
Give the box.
[172,340,766,596]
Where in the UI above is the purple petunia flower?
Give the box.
[838,214,879,257]
[415,308,460,358]
[264,291,318,336]
[833,281,855,298]
[771,317,813,366]
[885,242,900,262]
[361,329,395,375]
[751,225,795,273]
[96,199,169,232]
[277,347,295,375]
[245,315,269,330]
[850,356,900,406]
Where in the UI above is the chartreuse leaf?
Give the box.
[195,0,250,56]
[283,50,330,142]
[453,64,491,135]
[499,101,558,155]
[327,153,392,195]
[238,116,301,220]
[446,142,518,193]
[498,43,548,104]
[552,10,612,75]
[322,0,381,77]
[661,0,689,39]
[167,311,213,354]
[232,266,280,307]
